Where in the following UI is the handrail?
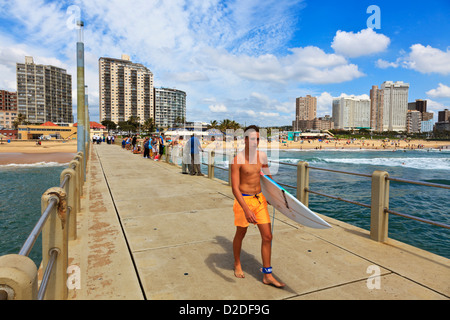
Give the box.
[18,198,58,257]
[385,208,450,229]
[386,176,450,189]
[37,248,59,300]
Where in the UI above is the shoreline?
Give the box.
[0,140,77,165]
[0,152,76,165]
[201,138,450,152]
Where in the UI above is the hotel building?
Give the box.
[99,55,154,124]
[380,81,409,131]
[16,56,72,124]
[154,87,186,128]
[332,96,370,130]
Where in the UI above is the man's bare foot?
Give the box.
[234,264,245,278]
[263,274,285,288]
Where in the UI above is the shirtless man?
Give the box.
[231,125,285,288]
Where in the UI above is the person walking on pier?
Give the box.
[188,134,204,176]
[230,125,285,288]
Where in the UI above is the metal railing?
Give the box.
[165,146,449,243]
[0,151,86,300]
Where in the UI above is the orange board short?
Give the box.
[233,192,271,227]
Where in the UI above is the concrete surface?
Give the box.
[68,144,449,300]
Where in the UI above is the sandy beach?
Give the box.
[275,138,450,151]
[0,140,77,165]
[202,138,450,152]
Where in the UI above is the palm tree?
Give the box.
[208,120,219,129]
[12,113,27,129]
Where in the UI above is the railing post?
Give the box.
[165,146,170,163]
[60,168,78,241]
[370,170,390,242]
[69,159,81,213]
[208,150,215,179]
[41,187,68,300]
[228,152,234,186]
[0,254,38,300]
[296,161,309,206]
[76,151,85,183]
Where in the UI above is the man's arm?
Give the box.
[260,151,272,179]
[231,156,257,224]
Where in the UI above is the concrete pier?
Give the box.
[68,144,449,300]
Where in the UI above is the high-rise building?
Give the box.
[408,99,427,113]
[16,56,72,124]
[332,96,370,130]
[380,81,409,131]
[0,90,17,129]
[370,85,384,131]
[154,88,186,128]
[295,95,316,121]
[292,95,317,131]
[406,110,422,133]
[99,55,154,124]
[438,109,450,122]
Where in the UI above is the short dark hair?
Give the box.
[244,125,259,134]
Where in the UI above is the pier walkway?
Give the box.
[68,144,449,300]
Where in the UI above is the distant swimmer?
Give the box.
[230,125,285,288]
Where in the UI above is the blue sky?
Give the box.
[0,0,449,126]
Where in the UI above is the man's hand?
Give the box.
[245,209,257,224]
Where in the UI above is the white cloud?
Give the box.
[331,28,390,58]
[165,71,209,83]
[376,58,399,69]
[204,46,364,84]
[426,83,450,98]
[317,92,333,116]
[402,44,450,75]
[208,104,228,113]
[260,111,279,117]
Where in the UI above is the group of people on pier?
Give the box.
[120,133,205,176]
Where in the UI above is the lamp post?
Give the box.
[76,20,86,179]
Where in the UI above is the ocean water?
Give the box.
[200,148,450,258]
[0,162,68,266]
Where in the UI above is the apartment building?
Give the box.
[292,95,317,131]
[99,55,154,124]
[406,110,422,133]
[380,81,409,131]
[154,87,186,128]
[332,96,370,130]
[16,56,72,124]
[0,90,17,129]
[370,85,384,131]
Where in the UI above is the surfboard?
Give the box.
[260,173,331,229]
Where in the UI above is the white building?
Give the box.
[380,81,409,131]
[154,87,186,128]
[332,96,370,130]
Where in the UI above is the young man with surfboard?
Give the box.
[231,125,285,288]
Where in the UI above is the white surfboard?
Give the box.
[260,173,331,229]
